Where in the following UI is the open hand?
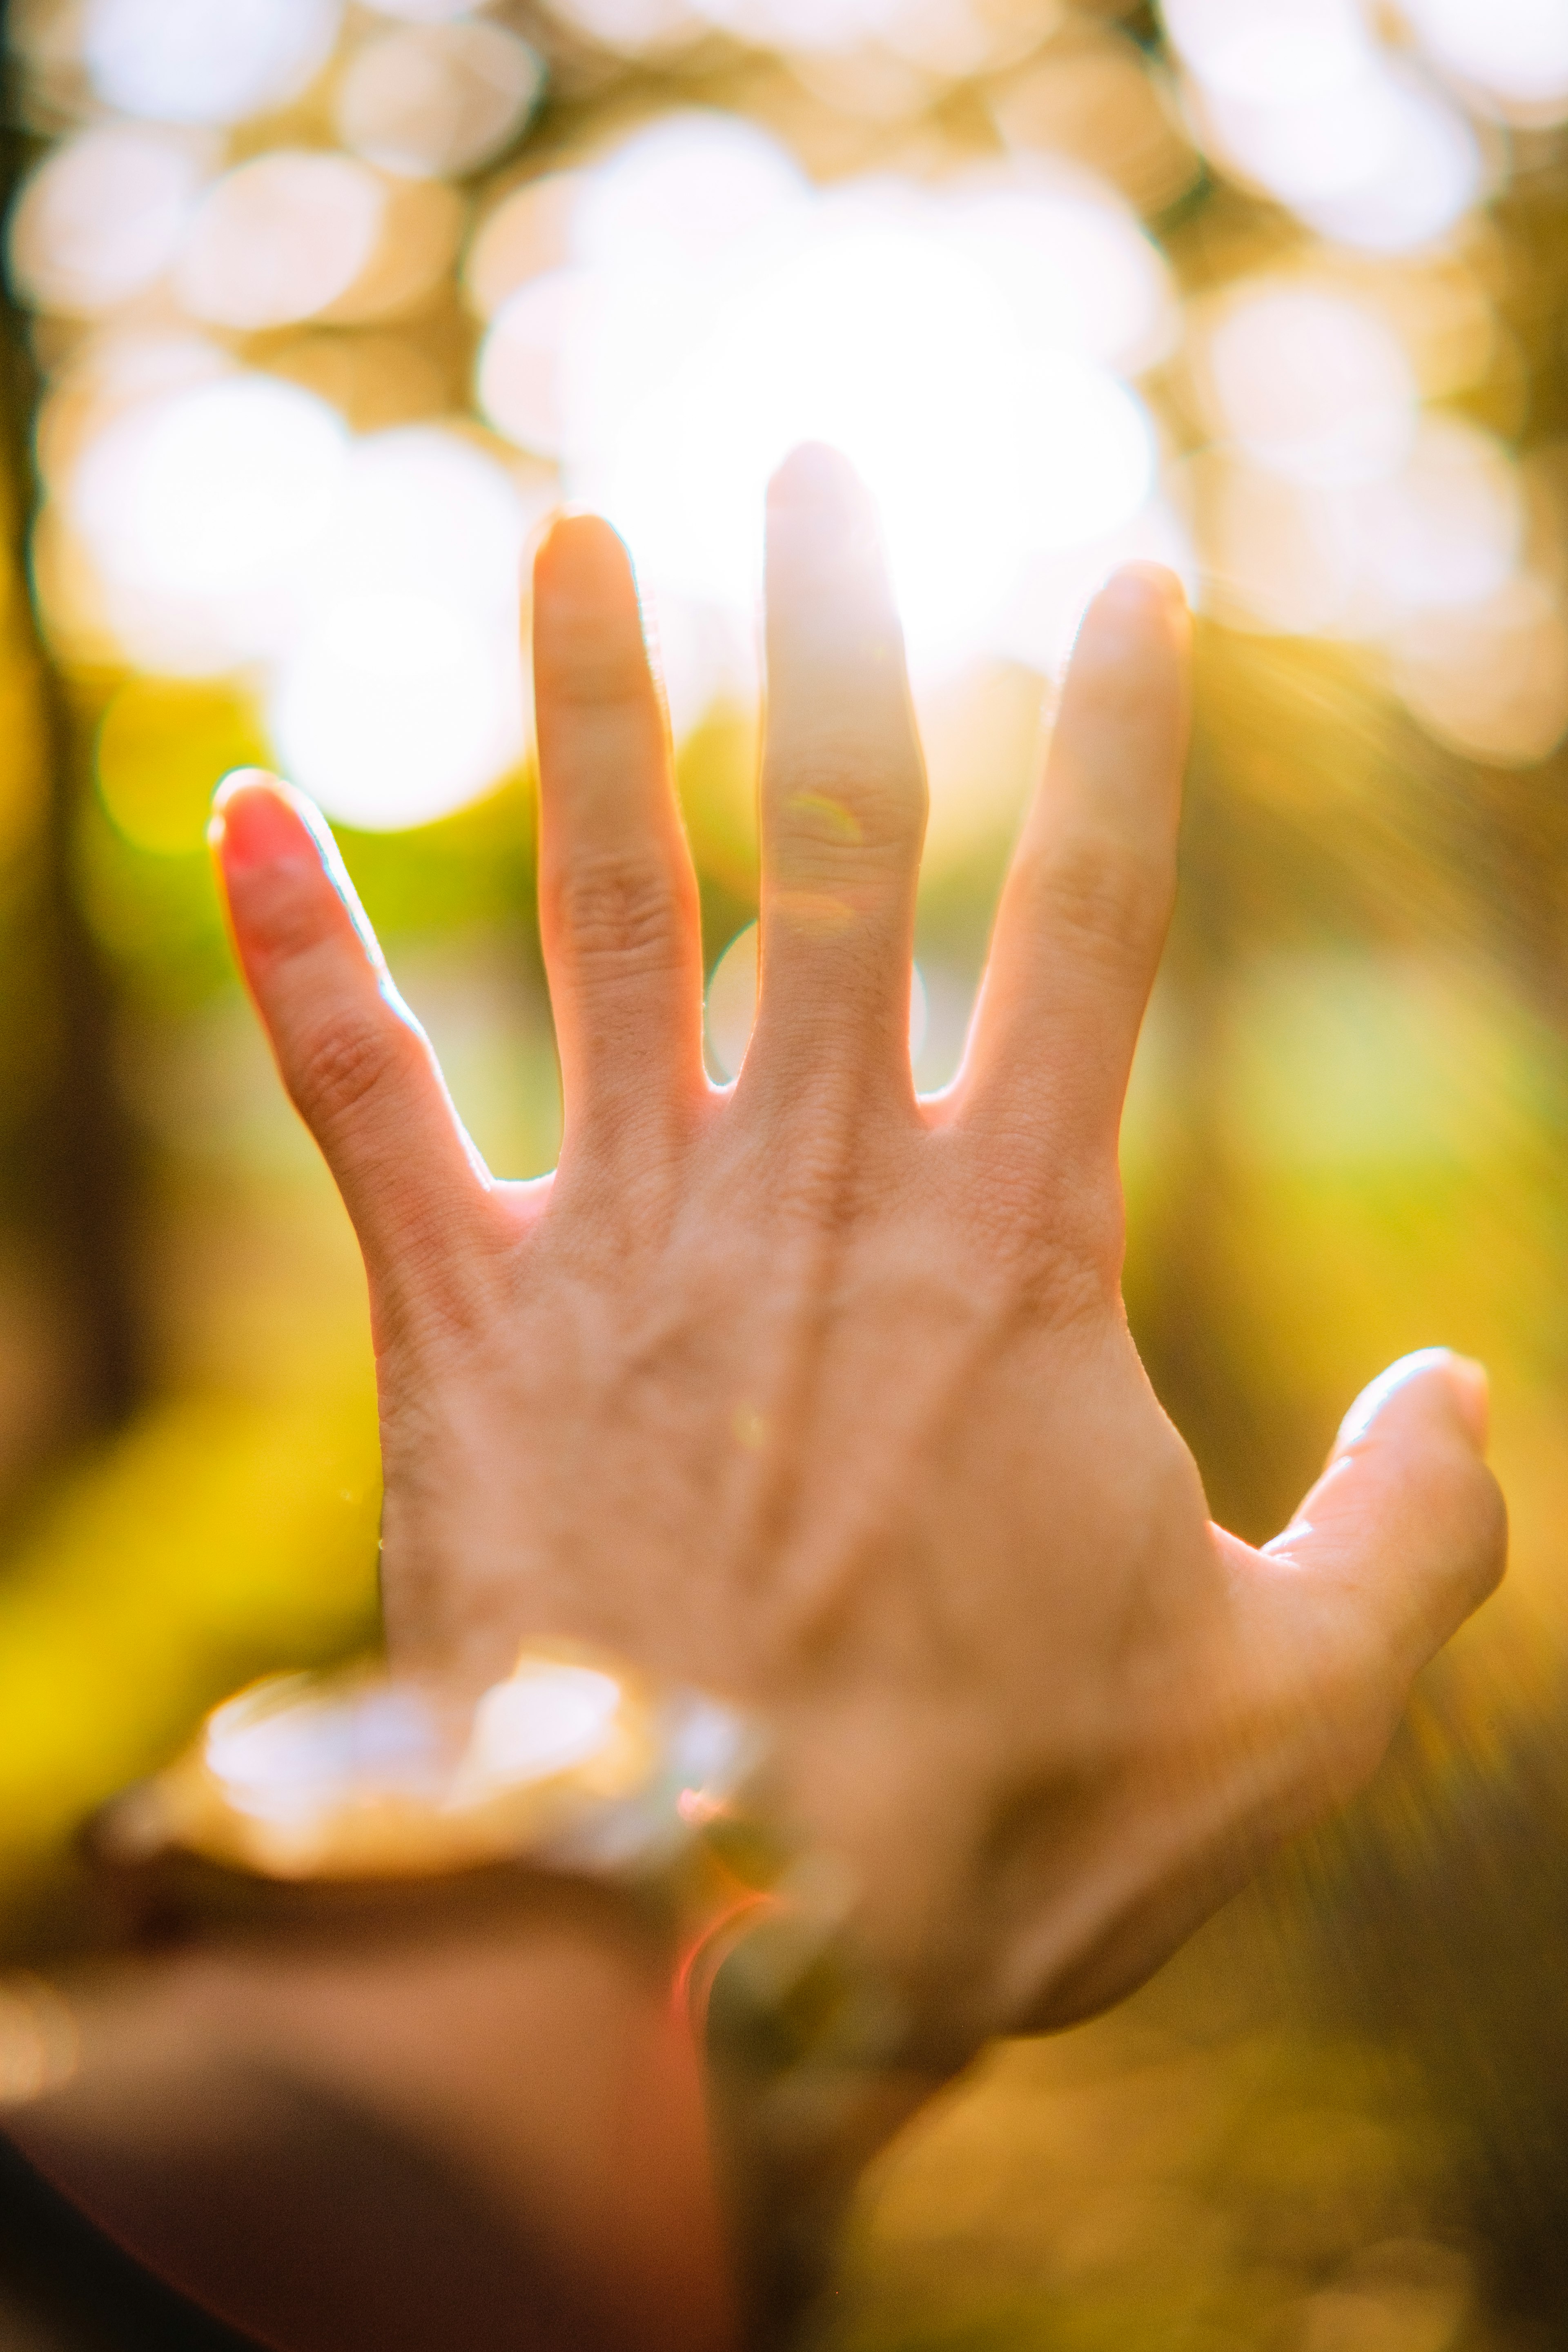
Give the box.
[211,444,1505,2065]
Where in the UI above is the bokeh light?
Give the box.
[1197,281,1418,486]
[1390,578,1568,764]
[5,4,1568,2345]
[539,0,702,54]
[82,0,342,125]
[990,29,1200,216]
[0,1976,79,2108]
[7,125,205,317]
[174,151,388,331]
[97,677,270,858]
[1168,0,1485,252]
[267,426,540,829]
[1401,0,1568,126]
[22,0,1552,826]
[62,373,349,672]
[478,114,1177,693]
[334,22,544,180]
[362,0,502,20]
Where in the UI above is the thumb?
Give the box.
[1258,1348,1506,1677]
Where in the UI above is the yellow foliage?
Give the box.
[0,1383,381,1922]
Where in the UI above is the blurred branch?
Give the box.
[0,80,143,1440]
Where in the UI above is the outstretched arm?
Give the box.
[6,444,1505,2351]
[209,443,1503,2053]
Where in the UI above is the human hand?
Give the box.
[210,443,1504,2067]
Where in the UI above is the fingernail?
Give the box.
[1338,1346,1489,1450]
[1100,562,1187,618]
[209,771,310,871]
[1447,1354,1490,1449]
[535,509,634,599]
[768,441,861,514]
[766,445,885,588]
[766,442,879,539]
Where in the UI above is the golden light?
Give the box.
[1400,0,1568,126]
[1188,270,1525,646]
[1192,416,1526,646]
[477,116,1176,695]
[97,677,268,856]
[269,590,521,832]
[945,179,1178,374]
[686,0,904,53]
[361,0,494,18]
[265,426,542,829]
[872,0,1054,79]
[465,172,583,318]
[534,0,702,53]
[321,177,464,323]
[474,271,581,455]
[1360,417,1521,616]
[1167,0,1483,251]
[7,124,205,317]
[991,29,1202,217]
[8,0,1551,831]
[34,329,232,493]
[63,373,349,673]
[0,1976,78,2109]
[81,0,342,126]
[1197,281,1418,486]
[174,151,387,332]
[334,21,543,180]
[1191,454,1362,637]
[468,1664,622,1783]
[252,332,446,434]
[684,0,1044,73]
[1390,579,1568,766]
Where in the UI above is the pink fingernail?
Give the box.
[209,772,310,873]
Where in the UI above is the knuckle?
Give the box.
[292,1008,414,1134]
[773,739,927,865]
[553,855,683,978]
[963,1145,1125,1313]
[1008,1217,1115,1330]
[1026,1200,1123,1322]
[1061,1172,1126,1287]
[1031,833,1174,968]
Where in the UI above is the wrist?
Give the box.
[14,1878,734,2352]
[764,1695,1027,2068]
[93,1642,989,2347]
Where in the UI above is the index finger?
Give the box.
[212,773,495,1327]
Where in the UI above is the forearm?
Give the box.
[7,1881,736,2352]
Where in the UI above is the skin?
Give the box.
[11,1885,735,2352]
[5,443,1505,2348]
[203,441,1503,2053]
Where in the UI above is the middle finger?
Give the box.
[748,445,927,1109]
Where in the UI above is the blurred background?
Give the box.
[1,0,1568,2343]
